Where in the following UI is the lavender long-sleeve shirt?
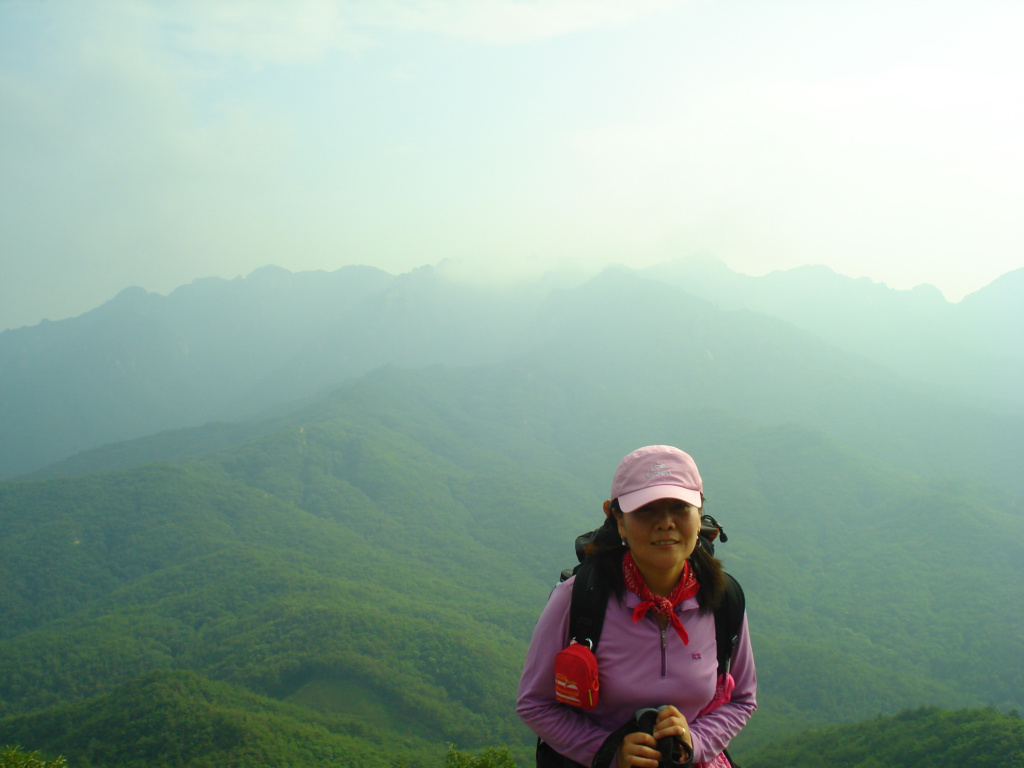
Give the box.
[517,575,757,767]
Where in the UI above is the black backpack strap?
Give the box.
[569,561,609,652]
[537,562,609,768]
[713,573,745,675]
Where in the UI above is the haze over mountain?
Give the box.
[645,255,1024,411]
[2,257,1021,481]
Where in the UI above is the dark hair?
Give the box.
[585,499,726,614]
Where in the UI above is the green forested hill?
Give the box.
[0,669,454,768]
[1,354,1022,766]
[743,706,1024,767]
[0,454,542,754]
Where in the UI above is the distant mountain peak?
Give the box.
[961,265,1024,303]
[91,285,159,315]
[909,282,946,301]
[246,264,293,281]
[644,252,734,277]
[115,285,150,299]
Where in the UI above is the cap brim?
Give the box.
[617,484,702,514]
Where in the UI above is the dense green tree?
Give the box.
[744,707,1024,768]
[444,745,517,768]
[0,746,66,768]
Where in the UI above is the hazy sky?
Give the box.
[2,0,1022,331]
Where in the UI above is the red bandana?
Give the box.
[622,551,700,645]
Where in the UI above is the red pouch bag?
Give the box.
[554,640,599,710]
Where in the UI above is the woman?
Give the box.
[517,445,756,768]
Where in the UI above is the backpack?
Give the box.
[537,514,745,768]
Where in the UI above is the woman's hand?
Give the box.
[616,731,661,768]
[616,707,691,767]
[652,705,692,751]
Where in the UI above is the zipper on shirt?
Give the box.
[660,625,668,677]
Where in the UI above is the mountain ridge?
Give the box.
[3,259,1020,479]
[643,255,1023,411]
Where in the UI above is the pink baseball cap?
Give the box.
[610,445,703,513]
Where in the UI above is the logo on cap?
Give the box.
[646,463,674,479]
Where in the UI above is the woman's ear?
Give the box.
[607,500,628,541]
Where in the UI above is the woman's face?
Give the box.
[614,497,701,585]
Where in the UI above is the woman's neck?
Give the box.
[636,562,685,597]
